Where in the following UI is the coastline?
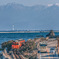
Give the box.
[1,37,59,59]
[0,30,59,33]
[0,30,59,59]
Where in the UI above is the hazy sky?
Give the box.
[0,0,59,6]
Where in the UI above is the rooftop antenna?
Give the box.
[13,25,14,30]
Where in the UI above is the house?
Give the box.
[12,40,25,49]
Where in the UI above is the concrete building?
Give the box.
[39,41,47,52]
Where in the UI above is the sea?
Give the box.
[0,32,47,45]
[0,32,59,44]
[0,32,59,49]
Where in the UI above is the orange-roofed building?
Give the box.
[12,40,25,49]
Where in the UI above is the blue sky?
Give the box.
[0,0,59,6]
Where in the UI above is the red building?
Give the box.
[12,40,25,49]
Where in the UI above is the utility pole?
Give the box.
[58,39,59,56]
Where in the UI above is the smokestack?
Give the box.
[12,25,14,30]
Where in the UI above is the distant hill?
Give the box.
[0,3,59,30]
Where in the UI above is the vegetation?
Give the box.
[0,48,3,51]
[29,56,37,59]
[19,39,36,53]
[1,40,14,51]
[1,39,37,59]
